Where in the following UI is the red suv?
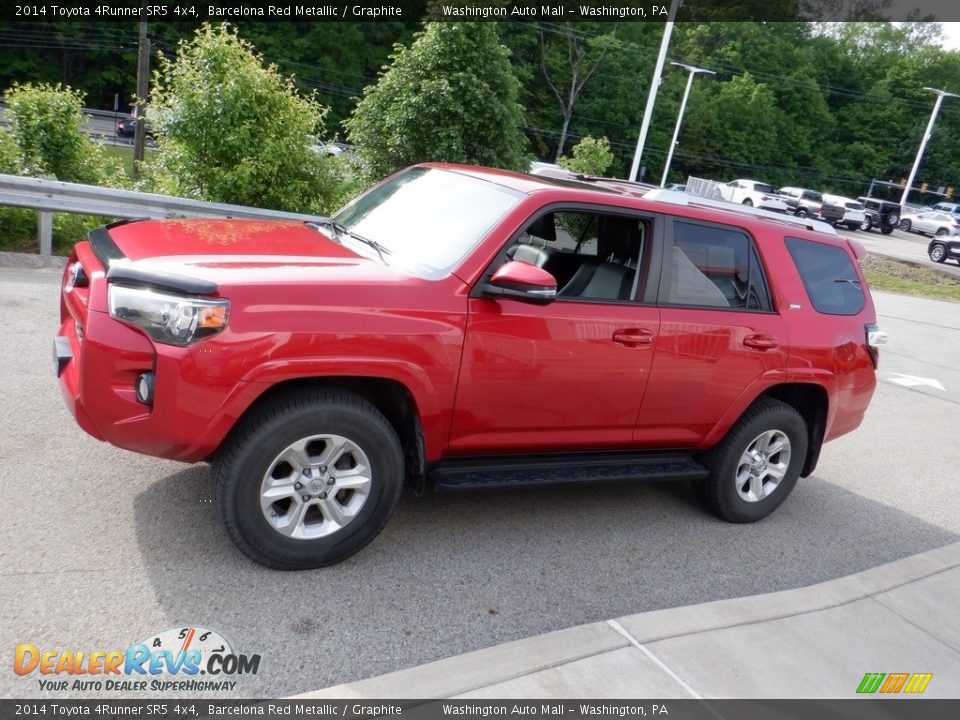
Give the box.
[55,165,884,569]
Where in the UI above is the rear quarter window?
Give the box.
[786,237,865,316]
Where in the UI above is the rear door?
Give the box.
[635,217,789,447]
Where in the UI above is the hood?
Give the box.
[90,218,413,291]
[100,218,357,262]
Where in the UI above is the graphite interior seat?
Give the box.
[558,215,638,301]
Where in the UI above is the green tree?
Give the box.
[146,23,339,213]
[345,22,529,180]
[3,82,116,185]
[559,136,615,176]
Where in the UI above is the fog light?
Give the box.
[136,372,155,405]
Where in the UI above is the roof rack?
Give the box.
[643,188,837,235]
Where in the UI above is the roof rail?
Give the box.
[644,188,838,235]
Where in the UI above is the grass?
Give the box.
[861,254,960,302]
[102,144,152,178]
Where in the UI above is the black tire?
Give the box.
[936,228,949,237]
[694,398,808,523]
[899,220,911,232]
[880,227,894,235]
[861,216,872,232]
[845,223,859,232]
[929,243,948,263]
[742,198,754,207]
[213,390,404,570]
[795,208,807,218]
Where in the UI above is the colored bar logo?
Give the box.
[857,672,933,694]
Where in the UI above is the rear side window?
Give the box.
[667,221,771,311]
[786,237,865,315]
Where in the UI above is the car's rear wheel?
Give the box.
[936,228,949,237]
[880,227,894,235]
[795,208,807,218]
[694,398,807,523]
[213,390,404,569]
[929,243,948,263]
[900,220,912,231]
[742,199,753,207]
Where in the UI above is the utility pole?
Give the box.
[901,87,959,207]
[629,0,679,182]
[133,17,149,177]
[660,62,715,187]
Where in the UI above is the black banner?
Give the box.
[2,700,959,720]
[3,0,960,23]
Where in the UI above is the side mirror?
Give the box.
[482,260,557,305]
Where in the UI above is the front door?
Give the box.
[449,208,661,454]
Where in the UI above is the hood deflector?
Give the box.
[90,222,219,296]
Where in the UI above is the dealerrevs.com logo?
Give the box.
[14,626,261,693]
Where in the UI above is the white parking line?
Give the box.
[887,373,946,391]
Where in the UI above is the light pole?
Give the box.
[901,87,959,206]
[660,62,715,187]
[628,0,679,182]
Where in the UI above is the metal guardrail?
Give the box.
[0,173,320,255]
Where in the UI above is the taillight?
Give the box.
[865,323,887,369]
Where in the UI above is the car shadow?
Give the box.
[132,465,957,697]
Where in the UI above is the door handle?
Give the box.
[612,328,655,347]
[743,333,779,351]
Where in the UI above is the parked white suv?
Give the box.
[718,179,790,212]
[822,194,867,231]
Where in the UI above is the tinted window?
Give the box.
[786,237,865,315]
[667,221,771,311]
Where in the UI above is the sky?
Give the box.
[937,22,960,50]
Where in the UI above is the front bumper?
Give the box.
[55,309,245,463]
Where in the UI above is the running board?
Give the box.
[431,451,708,491]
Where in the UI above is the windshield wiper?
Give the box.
[834,278,862,288]
[310,219,390,264]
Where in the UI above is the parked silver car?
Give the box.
[899,210,960,237]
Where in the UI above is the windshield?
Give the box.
[329,167,524,279]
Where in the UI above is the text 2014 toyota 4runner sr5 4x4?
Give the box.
[55,165,884,569]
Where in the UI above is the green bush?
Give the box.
[558,136,615,177]
[146,23,339,214]
[0,129,19,174]
[346,22,529,181]
[3,82,120,186]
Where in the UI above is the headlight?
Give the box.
[108,284,229,346]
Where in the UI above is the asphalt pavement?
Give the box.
[0,266,958,700]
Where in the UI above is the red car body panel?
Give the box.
[56,163,878,471]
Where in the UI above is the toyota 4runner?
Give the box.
[55,164,884,569]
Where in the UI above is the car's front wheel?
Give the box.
[742,198,753,207]
[929,243,948,263]
[694,398,807,523]
[861,216,873,232]
[213,390,404,569]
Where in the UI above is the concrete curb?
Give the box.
[294,542,960,699]
[0,251,67,269]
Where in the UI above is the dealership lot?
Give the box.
[1,265,958,699]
